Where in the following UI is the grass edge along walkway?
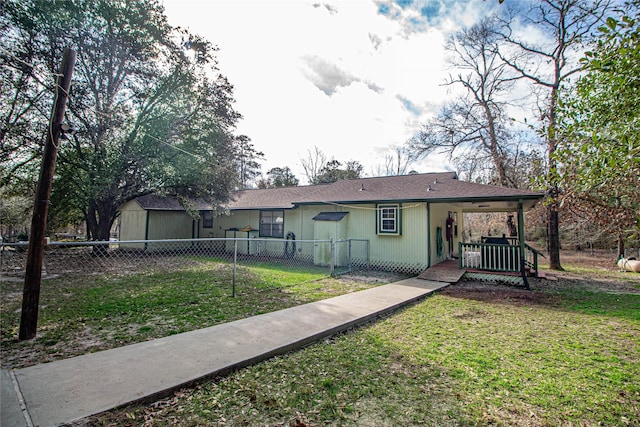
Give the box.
[4,278,448,427]
[91,278,640,427]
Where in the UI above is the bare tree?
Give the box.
[373,146,415,176]
[497,0,612,270]
[300,146,327,185]
[408,16,522,187]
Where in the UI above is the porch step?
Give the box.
[417,266,466,284]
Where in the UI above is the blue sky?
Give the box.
[162,0,502,183]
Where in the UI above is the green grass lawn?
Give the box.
[0,259,380,368]
[86,274,639,426]
[2,257,639,426]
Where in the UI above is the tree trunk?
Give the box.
[617,233,625,259]
[482,101,510,188]
[548,201,563,271]
[86,200,98,241]
[546,78,563,271]
[616,196,625,259]
[87,198,116,255]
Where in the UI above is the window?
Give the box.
[260,210,284,238]
[202,211,213,228]
[377,204,401,235]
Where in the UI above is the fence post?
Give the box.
[330,238,335,276]
[232,239,237,297]
[348,239,352,273]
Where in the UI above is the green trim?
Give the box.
[201,210,213,228]
[427,202,431,268]
[230,194,544,212]
[144,210,150,240]
[293,194,543,207]
[144,210,150,251]
[376,203,402,235]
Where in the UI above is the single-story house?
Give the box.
[118,172,544,275]
[118,195,216,246]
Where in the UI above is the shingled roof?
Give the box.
[226,172,544,210]
[134,195,214,211]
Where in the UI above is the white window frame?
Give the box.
[259,210,284,238]
[377,204,401,235]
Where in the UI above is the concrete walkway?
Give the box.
[1,278,448,427]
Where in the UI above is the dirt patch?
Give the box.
[542,271,640,294]
[554,248,622,269]
[338,270,410,285]
[442,280,559,307]
[441,248,640,307]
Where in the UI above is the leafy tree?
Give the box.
[497,0,613,269]
[0,191,32,241]
[0,0,54,193]
[409,16,522,188]
[316,160,364,183]
[557,2,640,256]
[234,135,264,189]
[1,0,250,243]
[263,167,299,188]
[300,147,364,184]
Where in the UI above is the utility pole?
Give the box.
[19,48,76,340]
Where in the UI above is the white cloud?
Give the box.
[300,55,363,96]
[161,0,494,184]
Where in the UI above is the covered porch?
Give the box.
[458,236,542,278]
[419,256,538,288]
[428,195,543,288]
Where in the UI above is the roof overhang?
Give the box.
[292,195,543,212]
[228,205,296,210]
[436,196,542,212]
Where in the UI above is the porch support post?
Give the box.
[518,200,530,289]
[427,203,431,268]
[517,200,525,248]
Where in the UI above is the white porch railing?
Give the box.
[458,241,540,276]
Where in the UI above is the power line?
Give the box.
[143,132,207,162]
[323,201,424,211]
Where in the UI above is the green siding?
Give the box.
[204,202,441,273]
[119,200,147,248]
[215,211,260,237]
[146,211,193,240]
[429,203,463,265]
[342,203,428,272]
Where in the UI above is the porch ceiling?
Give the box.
[448,198,540,213]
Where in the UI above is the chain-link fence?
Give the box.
[1,238,374,285]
